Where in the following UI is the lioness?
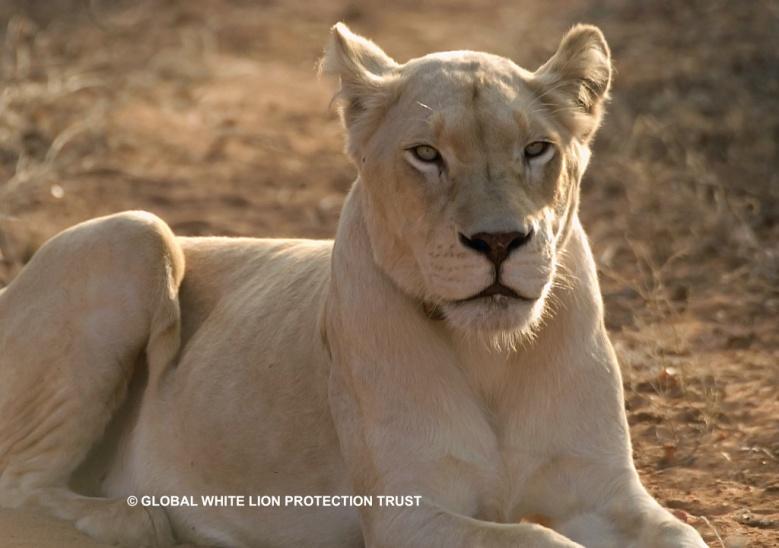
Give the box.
[0,23,707,548]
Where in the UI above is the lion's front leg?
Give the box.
[552,467,707,548]
[367,503,583,548]
[610,481,707,548]
[327,361,582,548]
[632,516,709,548]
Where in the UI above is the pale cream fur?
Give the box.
[0,24,706,548]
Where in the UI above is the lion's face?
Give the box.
[323,24,611,340]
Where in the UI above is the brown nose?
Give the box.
[459,230,534,266]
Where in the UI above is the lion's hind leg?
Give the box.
[0,211,184,546]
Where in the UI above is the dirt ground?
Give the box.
[0,0,777,546]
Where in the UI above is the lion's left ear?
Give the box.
[533,24,612,142]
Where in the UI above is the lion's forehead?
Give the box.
[403,52,534,106]
[406,50,531,81]
[397,61,553,159]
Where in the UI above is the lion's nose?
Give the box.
[458,229,534,266]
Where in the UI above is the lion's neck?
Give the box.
[330,182,376,280]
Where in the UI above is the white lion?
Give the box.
[0,23,707,548]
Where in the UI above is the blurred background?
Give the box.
[0,0,776,545]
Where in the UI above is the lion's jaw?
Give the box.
[323,23,611,341]
[360,177,561,339]
[432,221,559,339]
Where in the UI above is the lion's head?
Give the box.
[323,24,611,342]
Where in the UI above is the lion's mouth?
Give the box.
[458,282,535,303]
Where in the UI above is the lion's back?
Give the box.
[175,236,333,348]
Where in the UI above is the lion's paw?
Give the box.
[637,520,708,548]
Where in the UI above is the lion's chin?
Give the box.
[441,294,547,349]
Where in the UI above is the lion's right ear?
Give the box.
[320,23,398,149]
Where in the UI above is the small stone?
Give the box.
[724,534,749,548]
[50,184,64,199]
[318,193,344,216]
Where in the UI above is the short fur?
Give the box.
[0,24,706,547]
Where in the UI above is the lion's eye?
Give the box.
[411,145,440,163]
[524,141,550,159]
